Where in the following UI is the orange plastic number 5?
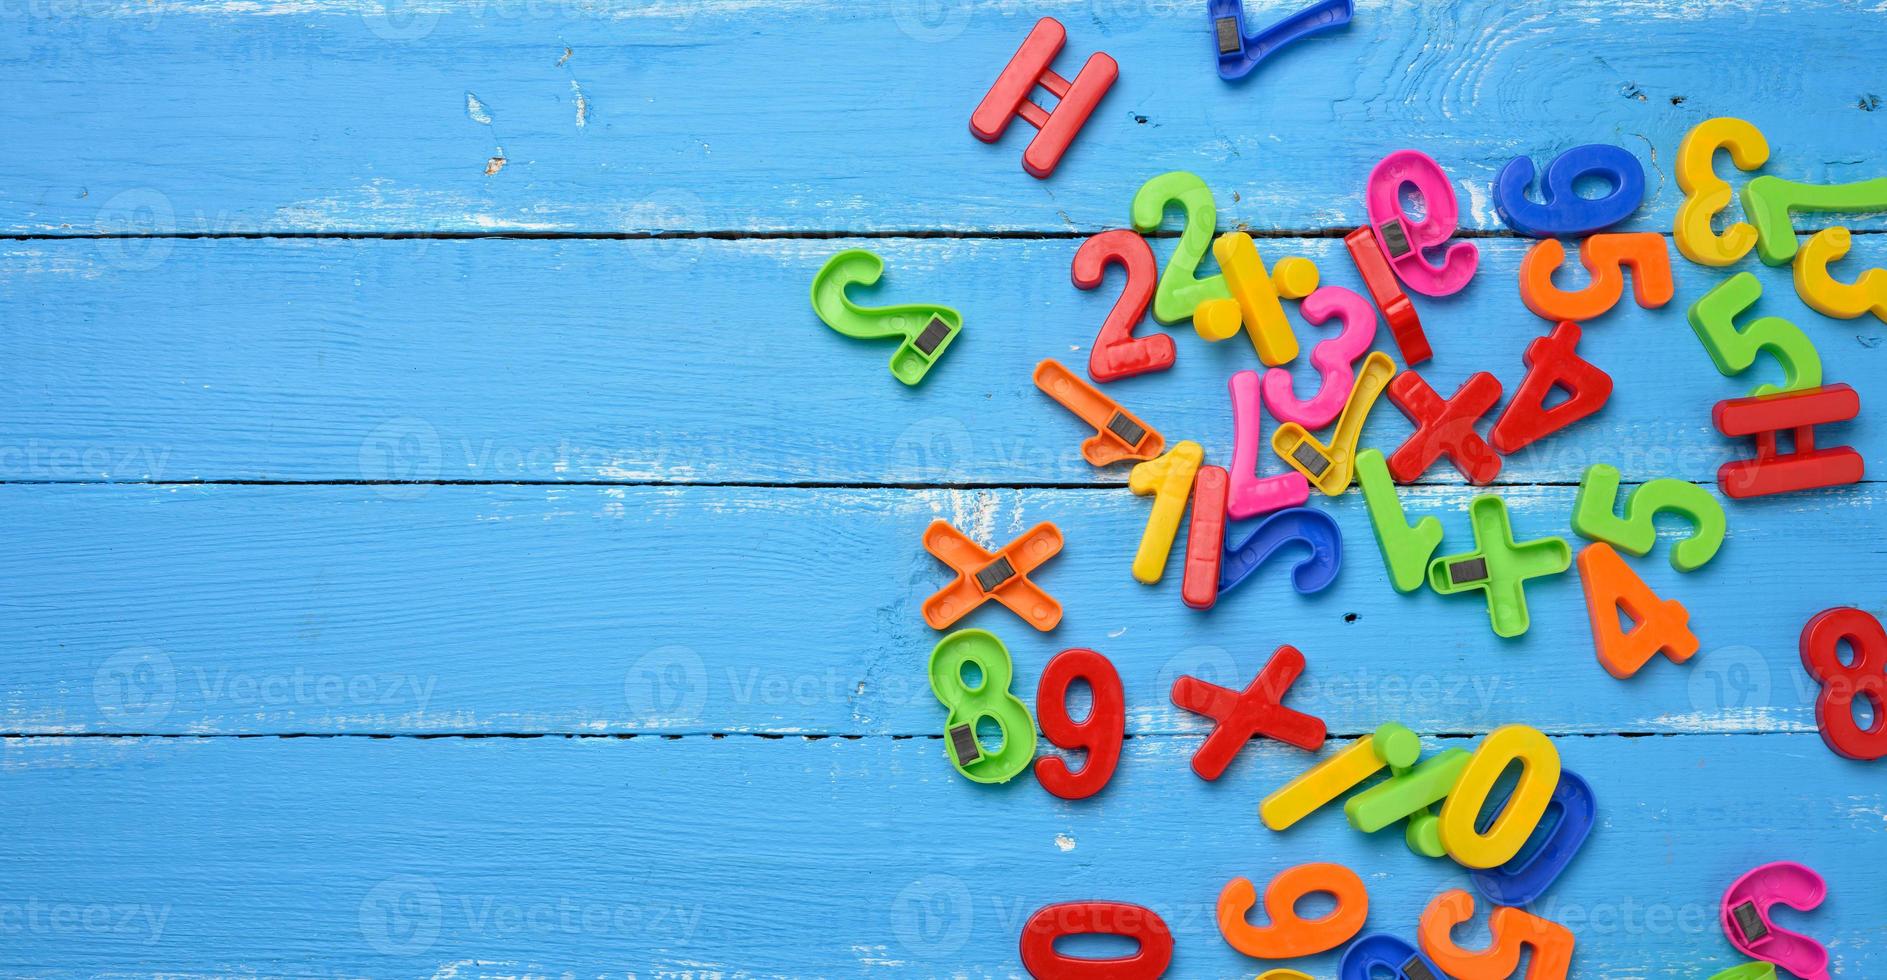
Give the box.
[1419,889,1574,979]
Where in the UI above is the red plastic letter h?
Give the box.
[970,17,1118,179]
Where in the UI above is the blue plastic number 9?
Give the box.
[1340,934,1449,980]
[1218,506,1342,596]
[1495,143,1646,237]
[1468,769,1596,907]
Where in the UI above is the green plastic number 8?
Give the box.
[929,629,1036,784]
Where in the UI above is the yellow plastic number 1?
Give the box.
[1673,117,1769,267]
[1129,441,1203,584]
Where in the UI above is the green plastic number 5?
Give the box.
[1687,272,1821,397]
[810,249,961,386]
[929,629,1036,784]
[1572,463,1727,573]
[1130,171,1233,324]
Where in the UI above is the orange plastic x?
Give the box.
[921,520,1064,632]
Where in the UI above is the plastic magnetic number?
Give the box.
[1742,173,1887,266]
[1366,149,1479,296]
[809,249,962,385]
[1217,862,1369,959]
[1720,862,1831,980]
[1428,495,1572,639]
[1263,285,1378,429]
[1577,543,1699,680]
[1518,233,1673,323]
[1674,117,1770,267]
[1438,724,1562,869]
[1019,901,1174,979]
[1345,746,1469,835]
[1572,463,1727,572]
[1130,171,1231,324]
[1714,383,1864,499]
[1384,370,1504,485]
[1171,645,1326,780]
[1419,889,1574,980]
[1707,966,1777,980]
[928,629,1037,784]
[1229,370,1312,519]
[1274,350,1397,496]
[1495,143,1646,238]
[1356,449,1443,594]
[1130,440,1204,584]
[1339,933,1449,980]
[1259,972,1315,980]
[1035,648,1126,799]
[1212,231,1302,365]
[1073,230,1176,382]
[1468,769,1596,907]
[1489,322,1613,455]
[1795,227,1887,324]
[1183,465,1231,610]
[1033,359,1165,466]
[1209,0,1354,82]
[1218,507,1342,598]
[1262,721,1420,831]
[1345,225,1430,365]
[1799,607,1887,761]
[1688,273,1822,397]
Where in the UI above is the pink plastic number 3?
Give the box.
[1229,369,1311,519]
[1365,150,1479,297]
[1262,285,1379,429]
[1073,229,1176,383]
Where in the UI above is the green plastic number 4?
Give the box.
[1356,449,1444,593]
[810,249,961,386]
[1428,495,1572,639]
[1741,174,1887,266]
[1688,272,1821,397]
[1129,171,1233,324]
[928,629,1036,784]
[1572,464,1727,573]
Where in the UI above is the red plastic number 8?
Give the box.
[1035,648,1126,799]
[1800,607,1887,761]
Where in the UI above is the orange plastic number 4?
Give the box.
[1577,542,1699,679]
[1419,889,1574,980]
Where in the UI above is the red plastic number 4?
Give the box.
[1800,607,1887,761]
[1035,648,1127,799]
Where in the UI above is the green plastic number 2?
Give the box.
[810,249,961,386]
[1741,174,1887,266]
[1356,449,1444,593]
[1130,171,1232,324]
[1688,272,1821,397]
[929,629,1036,784]
[1572,464,1727,573]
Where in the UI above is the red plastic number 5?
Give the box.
[1800,607,1887,761]
[1036,648,1126,799]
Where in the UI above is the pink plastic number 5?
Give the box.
[1262,285,1379,429]
[1365,150,1479,297]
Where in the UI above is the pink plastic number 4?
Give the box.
[1230,369,1312,520]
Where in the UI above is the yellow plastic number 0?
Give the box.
[1438,724,1562,869]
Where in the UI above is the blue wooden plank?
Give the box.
[1,1,1883,233]
[7,481,1869,735]
[2,235,1880,486]
[0,733,1876,975]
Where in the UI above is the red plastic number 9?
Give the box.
[1035,648,1126,799]
[1800,607,1887,760]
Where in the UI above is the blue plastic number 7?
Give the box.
[1209,0,1354,81]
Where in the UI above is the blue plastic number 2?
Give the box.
[1208,0,1355,81]
[1217,507,1342,596]
[1496,144,1647,238]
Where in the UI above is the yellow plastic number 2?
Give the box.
[1673,117,1770,267]
[1794,227,1887,324]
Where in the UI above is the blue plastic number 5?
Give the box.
[1218,507,1342,596]
[1496,144,1646,237]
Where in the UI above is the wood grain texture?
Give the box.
[11,481,1872,736]
[1,0,1883,234]
[0,733,1878,976]
[3,234,1880,486]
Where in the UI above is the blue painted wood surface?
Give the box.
[1,0,1883,975]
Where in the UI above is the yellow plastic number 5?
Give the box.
[1674,118,1769,267]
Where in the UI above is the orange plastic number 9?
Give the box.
[1217,862,1369,959]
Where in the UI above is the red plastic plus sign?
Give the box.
[1170,645,1326,780]
[1385,370,1504,484]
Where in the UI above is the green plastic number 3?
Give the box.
[1687,272,1821,397]
[929,629,1036,784]
[1130,171,1232,324]
[1572,463,1727,573]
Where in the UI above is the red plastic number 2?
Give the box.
[1800,607,1887,761]
[1036,648,1127,799]
[1073,230,1176,383]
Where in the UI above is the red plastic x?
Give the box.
[1170,645,1325,781]
[1385,370,1504,484]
